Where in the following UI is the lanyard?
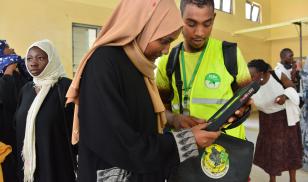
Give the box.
[180,45,206,99]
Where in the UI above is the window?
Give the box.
[245,1,261,22]
[72,23,101,75]
[214,0,232,14]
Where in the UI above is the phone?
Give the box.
[205,81,260,132]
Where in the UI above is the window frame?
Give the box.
[245,1,261,23]
[72,23,101,75]
[214,0,233,14]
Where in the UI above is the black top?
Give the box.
[78,46,179,182]
[15,78,76,182]
[0,72,29,182]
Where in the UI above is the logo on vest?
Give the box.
[200,144,229,179]
[205,73,221,89]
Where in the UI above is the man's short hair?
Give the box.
[180,0,215,15]
[280,48,293,59]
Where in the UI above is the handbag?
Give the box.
[168,133,254,182]
[168,82,259,182]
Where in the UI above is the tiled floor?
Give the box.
[245,112,308,182]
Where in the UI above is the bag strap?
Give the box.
[222,41,239,92]
[269,70,286,89]
[56,78,77,175]
[166,42,183,113]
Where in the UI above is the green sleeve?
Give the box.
[155,55,170,90]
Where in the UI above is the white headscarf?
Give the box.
[22,39,66,182]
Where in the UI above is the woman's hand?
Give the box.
[4,63,17,76]
[166,110,204,129]
[275,95,288,105]
[191,123,221,148]
[171,114,204,129]
[227,98,253,123]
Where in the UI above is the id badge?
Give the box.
[183,95,190,116]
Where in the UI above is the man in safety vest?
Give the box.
[156,0,251,139]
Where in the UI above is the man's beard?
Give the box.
[188,40,207,53]
[283,63,292,70]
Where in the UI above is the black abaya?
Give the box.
[15,78,76,182]
[78,46,180,182]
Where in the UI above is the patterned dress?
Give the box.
[300,59,308,171]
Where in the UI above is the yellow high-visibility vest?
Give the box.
[156,38,250,139]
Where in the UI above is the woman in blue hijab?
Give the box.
[0,40,22,75]
[0,40,30,79]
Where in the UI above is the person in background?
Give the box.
[0,40,31,182]
[0,40,21,76]
[156,0,251,139]
[0,40,30,78]
[248,59,302,182]
[275,48,294,80]
[65,0,222,181]
[15,39,76,182]
[275,48,301,91]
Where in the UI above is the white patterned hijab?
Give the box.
[22,39,66,182]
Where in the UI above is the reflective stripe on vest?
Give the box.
[172,97,228,112]
[172,104,180,110]
[191,98,228,105]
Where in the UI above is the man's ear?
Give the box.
[211,12,216,26]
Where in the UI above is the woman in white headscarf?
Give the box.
[15,39,76,182]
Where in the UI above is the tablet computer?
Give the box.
[205,81,260,132]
